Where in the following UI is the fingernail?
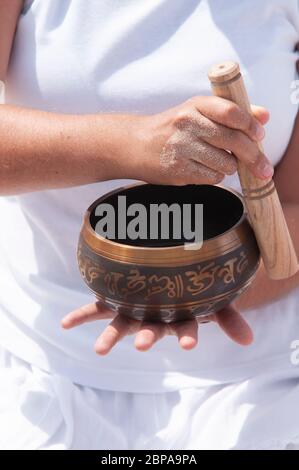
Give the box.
[254,123,265,141]
[257,160,274,178]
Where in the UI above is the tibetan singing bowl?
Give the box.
[78,183,260,323]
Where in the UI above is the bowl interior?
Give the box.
[89,184,244,248]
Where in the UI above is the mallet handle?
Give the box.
[208,61,298,279]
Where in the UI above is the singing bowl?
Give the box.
[77,183,260,323]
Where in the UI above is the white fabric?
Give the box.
[1,346,299,450]
[1,0,299,449]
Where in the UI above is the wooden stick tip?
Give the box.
[208,61,240,84]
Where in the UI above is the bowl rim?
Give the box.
[80,182,258,266]
[85,182,247,245]
[80,183,254,266]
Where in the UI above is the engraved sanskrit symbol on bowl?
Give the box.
[79,245,249,303]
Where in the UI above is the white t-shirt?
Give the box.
[0,0,298,392]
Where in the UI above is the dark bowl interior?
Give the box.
[89,184,244,248]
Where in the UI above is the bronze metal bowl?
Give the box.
[78,183,260,323]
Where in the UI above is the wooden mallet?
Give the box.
[208,61,298,280]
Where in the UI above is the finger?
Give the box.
[94,315,140,355]
[188,139,237,175]
[172,131,237,176]
[251,105,270,125]
[175,159,224,185]
[214,305,253,346]
[191,96,266,142]
[134,322,167,351]
[61,302,114,329]
[190,113,273,180]
[169,319,199,350]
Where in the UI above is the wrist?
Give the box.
[57,112,153,184]
[62,113,120,182]
[97,113,151,181]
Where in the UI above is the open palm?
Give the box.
[62,302,253,354]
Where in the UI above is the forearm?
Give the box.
[236,202,299,311]
[0,105,144,195]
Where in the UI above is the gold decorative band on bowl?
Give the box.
[81,224,248,266]
[89,276,256,310]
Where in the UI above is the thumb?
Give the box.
[214,304,254,346]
